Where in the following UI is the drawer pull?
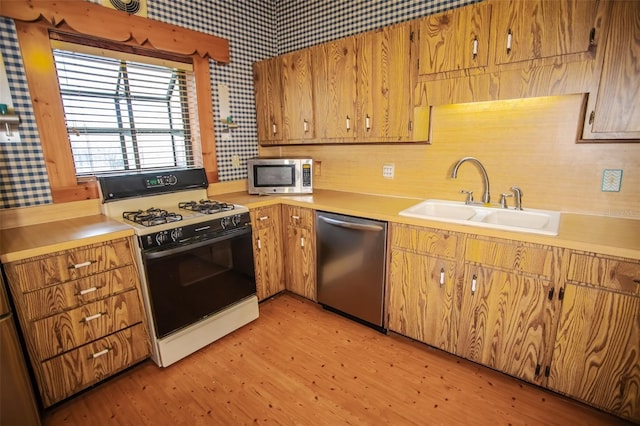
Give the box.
[471,274,477,295]
[257,239,262,250]
[89,347,112,360]
[77,286,101,296]
[291,215,300,220]
[259,216,269,221]
[439,268,445,286]
[69,260,95,269]
[80,311,107,324]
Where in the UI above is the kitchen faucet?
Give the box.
[451,157,491,204]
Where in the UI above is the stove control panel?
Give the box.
[139,212,251,250]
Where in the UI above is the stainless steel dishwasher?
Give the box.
[316,211,387,331]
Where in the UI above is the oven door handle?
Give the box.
[143,227,251,260]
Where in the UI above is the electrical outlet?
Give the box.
[383,163,394,179]
[602,169,622,192]
[231,155,241,168]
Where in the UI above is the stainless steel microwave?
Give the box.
[247,157,313,195]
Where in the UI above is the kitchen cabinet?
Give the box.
[492,0,599,66]
[3,237,150,407]
[250,205,285,301]
[357,22,414,141]
[253,57,284,144]
[281,49,315,142]
[283,205,316,300]
[547,251,640,423]
[416,2,491,75]
[580,0,640,141]
[388,224,462,351]
[455,236,557,385]
[312,36,357,141]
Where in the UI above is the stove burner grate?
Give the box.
[179,200,235,215]
[123,208,183,227]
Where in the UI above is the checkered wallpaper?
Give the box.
[0,0,469,209]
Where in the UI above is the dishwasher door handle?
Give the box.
[319,216,384,232]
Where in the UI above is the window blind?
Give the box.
[53,48,197,176]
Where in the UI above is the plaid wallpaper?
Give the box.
[0,0,469,209]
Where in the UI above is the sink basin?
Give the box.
[399,199,561,236]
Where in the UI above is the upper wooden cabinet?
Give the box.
[312,36,357,141]
[581,0,640,141]
[416,2,492,75]
[253,57,284,144]
[357,22,414,141]
[492,0,599,65]
[281,49,315,142]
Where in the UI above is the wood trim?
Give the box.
[193,55,219,183]
[1,0,230,63]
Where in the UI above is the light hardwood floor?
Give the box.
[44,293,630,425]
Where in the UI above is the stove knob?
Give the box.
[220,217,230,229]
[156,231,169,245]
[232,214,242,227]
[171,228,183,241]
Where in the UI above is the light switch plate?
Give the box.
[602,169,622,192]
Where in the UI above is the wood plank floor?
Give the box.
[44,293,630,425]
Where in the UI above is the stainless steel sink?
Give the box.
[399,200,561,235]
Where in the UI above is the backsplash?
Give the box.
[0,0,471,208]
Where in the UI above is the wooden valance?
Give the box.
[0,0,230,63]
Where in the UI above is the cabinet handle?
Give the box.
[365,114,371,131]
[89,347,112,360]
[300,237,305,247]
[259,215,269,221]
[76,286,103,296]
[346,115,351,131]
[80,311,107,324]
[272,123,277,135]
[291,215,300,220]
[257,239,262,250]
[471,274,477,295]
[303,119,309,133]
[506,29,512,55]
[439,268,445,286]
[472,36,478,59]
[69,260,95,269]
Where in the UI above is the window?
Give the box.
[52,46,198,176]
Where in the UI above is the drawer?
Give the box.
[283,205,314,229]
[567,252,640,296]
[391,223,459,259]
[5,238,134,292]
[31,289,145,360]
[38,323,149,407]
[464,237,553,279]
[22,265,139,320]
[251,205,281,230]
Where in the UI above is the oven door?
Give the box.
[142,227,256,338]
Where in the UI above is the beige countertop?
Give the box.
[0,215,134,263]
[217,189,640,260]
[1,189,638,263]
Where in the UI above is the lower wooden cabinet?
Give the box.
[4,237,150,407]
[282,206,316,301]
[250,205,285,301]
[547,252,640,422]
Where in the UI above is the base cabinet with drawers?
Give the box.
[282,206,316,301]
[3,236,150,407]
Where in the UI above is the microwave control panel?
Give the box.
[302,163,312,187]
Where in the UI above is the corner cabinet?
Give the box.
[388,224,462,351]
[548,251,640,423]
[283,206,316,301]
[3,237,150,407]
[250,205,285,301]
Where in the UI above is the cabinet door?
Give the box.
[493,0,599,65]
[284,226,316,301]
[455,264,553,384]
[312,36,357,140]
[417,2,491,75]
[388,249,457,351]
[548,284,640,422]
[584,0,640,139]
[281,49,314,141]
[357,23,412,141]
[253,57,284,144]
[253,226,284,301]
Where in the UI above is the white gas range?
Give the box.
[98,168,258,367]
